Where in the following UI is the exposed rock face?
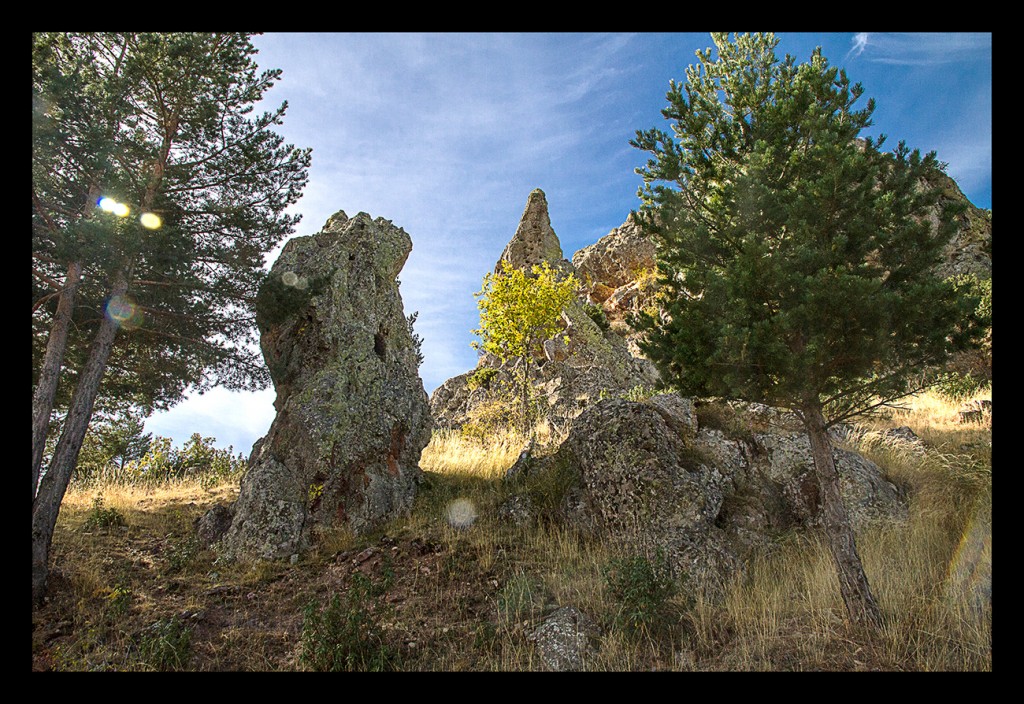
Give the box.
[527,606,602,672]
[573,213,655,293]
[572,213,659,351]
[495,188,572,275]
[930,171,992,280]
[555,397,739,595]
[551,394,906,595]
[430,189,657,430]
[221,211,432,560]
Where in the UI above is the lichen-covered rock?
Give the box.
[573,212,656,294]
[527,606,602,672]
[221,210,432,560]
[554,394,907,594]
[556,398,737,595]
[430,190,657,430]
[494,188,572,275]
[195,504,234,548]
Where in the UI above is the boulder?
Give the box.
[556,397,738,595]
[553,394,907,594]
[195,503,234,548]
[221,211,432,560]
[527,606,602,672]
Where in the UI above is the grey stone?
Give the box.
[495,188,572,275]
[528,606,602,672]
[195,503,234,548]
[221,211,432,561]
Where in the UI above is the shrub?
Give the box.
[299,572,398,671]
[136,616,192,671]
[83,495,125,530]
[931,371,989,402]
[604,548,677,635]
[583,302,610,331]
[467,366,500,391]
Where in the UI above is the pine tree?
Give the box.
[32,33,311,604]
[631,33,982,628]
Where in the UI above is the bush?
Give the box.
[299,572,398,671]
[83,495,125,530]
[467,366,500,391]
[583,302,610,331]
[604,548,677,635]
[136,616,192,671]
[931,371,989,402]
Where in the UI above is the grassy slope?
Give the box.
[31,391,991,671]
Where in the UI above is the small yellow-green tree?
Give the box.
[472,261,578,433]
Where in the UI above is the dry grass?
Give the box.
[34,391,991,671]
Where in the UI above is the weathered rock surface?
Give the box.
[430,189,657,430]
[555,396,739,595]
[221,211,432,560]
[195,504,234,548]
[527,606,602,672]
[495,188,573,275]
[572,213,660,351]
[930,171,992,280]
[550,394,906,595]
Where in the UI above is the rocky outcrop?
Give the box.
[554,396,738,595]
[430,189,657,430]
[572,213,660,350]
[495,188,573,275]
[221,211,432,560]
[930,171,992,280]
[545,394,906,595]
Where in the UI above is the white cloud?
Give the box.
[850,32,990,65]
[846,32,870,60]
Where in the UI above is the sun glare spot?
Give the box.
[98,197,130,217]
[445,498,477,528]
[140,212,162,229]
[105,294,143,330]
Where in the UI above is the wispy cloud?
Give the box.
[846,32,870,61]
[846,32,990,65]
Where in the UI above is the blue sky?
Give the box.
[144,32,992,455]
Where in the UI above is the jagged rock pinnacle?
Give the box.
[495,188,566,274]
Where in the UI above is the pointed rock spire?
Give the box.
[495,188,566,274]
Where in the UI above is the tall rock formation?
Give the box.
[221,211,432,560]
[430,189,656,430]
[494,188,572,275]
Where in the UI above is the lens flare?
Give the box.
[97,197,130,217]
[105,294,144,330]
[140,212,162,229]
[445,498,477,528]
[281,271,299,287]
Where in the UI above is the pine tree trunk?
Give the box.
[801,403,883,629]
[32,273,126,606]
[32,261,83,500]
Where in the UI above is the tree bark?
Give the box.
[32,271,127,606]
[801,403,883,629]
[32,260,83,500]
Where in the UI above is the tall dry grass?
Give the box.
[680,389,992,671]
[43,389,990,671]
